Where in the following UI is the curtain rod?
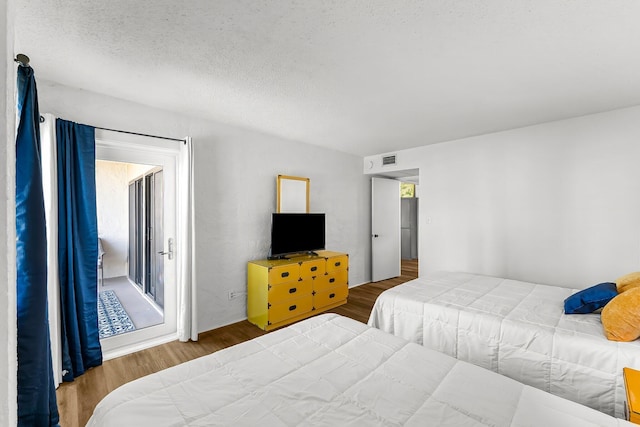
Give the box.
[40,115,186,144]
[94,125,186,144]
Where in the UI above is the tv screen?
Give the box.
[270,213,325,258]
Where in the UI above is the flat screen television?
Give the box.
[269,213,325,259]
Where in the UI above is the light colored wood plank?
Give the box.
[56,377,79,427]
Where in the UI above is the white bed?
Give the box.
[87,313,631,426]
[368,271,640,418]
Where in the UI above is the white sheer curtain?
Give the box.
[40,113,63,387]
[177,137,197,341]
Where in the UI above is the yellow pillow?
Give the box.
[615,272,640,293]
[601,287,640,342]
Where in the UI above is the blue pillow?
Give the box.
[564,282,618,314]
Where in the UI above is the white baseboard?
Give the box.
[102,333,177,361]
[348,281,369,289]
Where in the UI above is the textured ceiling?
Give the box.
[14,1,640,156]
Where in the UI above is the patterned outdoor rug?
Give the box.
[98,290,136,339]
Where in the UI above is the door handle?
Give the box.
[158,238,174,260]
[373,234,379,238]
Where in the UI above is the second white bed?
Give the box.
[368,271,640,418]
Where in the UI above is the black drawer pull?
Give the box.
[329,278,335,283]
[329,293,336,299]
[334,262,341,267]
[281,272,289,278]
[311,266,317,272]
[289,304,297,311]
[289,287,297,294]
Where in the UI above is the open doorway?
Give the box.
[95,129,179,360]
[371,169,419,281]
[400,181,419,279]
[401,182,418,260]
[96,160,164,340]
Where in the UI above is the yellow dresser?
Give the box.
[247,250,348,331]
[625,367,640,424]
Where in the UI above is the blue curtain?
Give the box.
[16,66,59,425]
[56,119,102,381]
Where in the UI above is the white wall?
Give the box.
[39,80,371,333]
[128,163,155,180]
[95,160,129,278]
[2,0,17,423]
[365,106,640,288]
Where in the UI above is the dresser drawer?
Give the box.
[299,259,326,280]
[269,279,312,302]
[314,285,348,309]
[314,269,349,292]
[269,296,313,325]
[625,367,640,424]
[248,252,348,331]
[268,264,300,286]
[324,254,348,273]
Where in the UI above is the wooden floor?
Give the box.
[57,259,418,426]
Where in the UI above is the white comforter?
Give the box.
[368,271,640,418]
[88,313,631,426]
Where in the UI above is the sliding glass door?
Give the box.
[128,179,143,288]
[128,169,164,308]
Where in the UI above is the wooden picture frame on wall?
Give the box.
[277,175,310,213]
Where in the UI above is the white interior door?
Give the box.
[372,177,401,281]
